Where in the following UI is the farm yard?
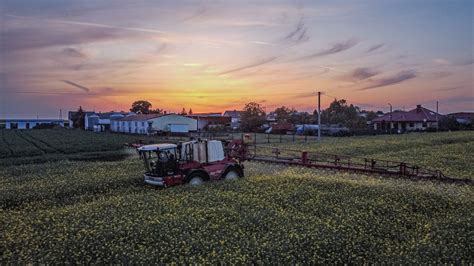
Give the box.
[0,129,473,263]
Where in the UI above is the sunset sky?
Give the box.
[1,0,472,119]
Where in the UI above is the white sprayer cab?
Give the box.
[180,140,225,163]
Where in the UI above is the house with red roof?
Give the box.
[371,105,444,132]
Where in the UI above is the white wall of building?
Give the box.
[111,115,197,134]
[150,115,197,132]
[111,120,150,134]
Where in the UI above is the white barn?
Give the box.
[111,114,197,134]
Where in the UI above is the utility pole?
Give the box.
[436,101,439,132]
[388,103,392,134]
[317,91,321,141]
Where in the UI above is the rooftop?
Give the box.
[115,114,162,121]
[372,105,444,122]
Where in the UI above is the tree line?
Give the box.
[240,99,383,132]
[71,99,467,132]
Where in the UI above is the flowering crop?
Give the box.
[0,130,473,263]
[267,131,474,179]
[1,160,473,264]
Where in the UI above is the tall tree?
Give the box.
[130,100,152,114]
[150,108,163,114]
[274,106,297,122]
[188,108,193,115]
[181,108,187,115]
[72,106,85,129]
[241,102,266,132]
[321,99,366,129]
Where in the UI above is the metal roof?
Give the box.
[223,110,242,118]
[115,114,163,121]
[372,105,444,122]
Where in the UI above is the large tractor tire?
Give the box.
[186,171,208,186]
[223,166,243,181]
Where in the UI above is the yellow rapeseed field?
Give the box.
[0,130,473,263]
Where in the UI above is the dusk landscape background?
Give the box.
[0,0,472,118]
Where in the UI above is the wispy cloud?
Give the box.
[179,7,209,22]
[61,80,90,92]
[351,67,379,80]
[432,58,451,65]
[366,43,385,53]
[434,86,466,92]
[218,56,279,75]
[281,17,309,44]
[250,41,276,46]
[2,26,123,51]
[6,14,167,34]
[358,70,417,90]
[294,38,359,61]
[62,47,88,58]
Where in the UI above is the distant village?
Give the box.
[1,99,472,136]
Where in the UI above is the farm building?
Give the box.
[448,112,474,125]
[371,105,443,132]
[187,113,231,131]
[84,112,135,132]
[5,119,64,129]
[111,114,197,134]
[266,121,294,134]
[68,110,94,128]
[223,110,243,129]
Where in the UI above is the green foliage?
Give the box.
[321,99,367,129]
[130,100,162,114]
[270,131,474,179]
[0,130,472,263]
[439,116,460,131]
[273,106,297,121]
[0,160,472,264]
[0,129,170,165]
[241,102,266,132]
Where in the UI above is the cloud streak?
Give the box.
[366,43,385,53]
[62,47,88,58]
[2,26,126,51]
[218,57,278,75]
[358,70,417,90]
[6,14,167,34]
[293,38,358,61]
[61,80,90,92]
[351,67,379,80]
[281,18,309,44]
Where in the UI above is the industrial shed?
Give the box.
[111,114,197,134]
[149,114,197,133]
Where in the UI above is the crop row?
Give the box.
[1,159,473,264]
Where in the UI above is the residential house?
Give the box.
[223,110,243,130]
[371,105,443,132]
